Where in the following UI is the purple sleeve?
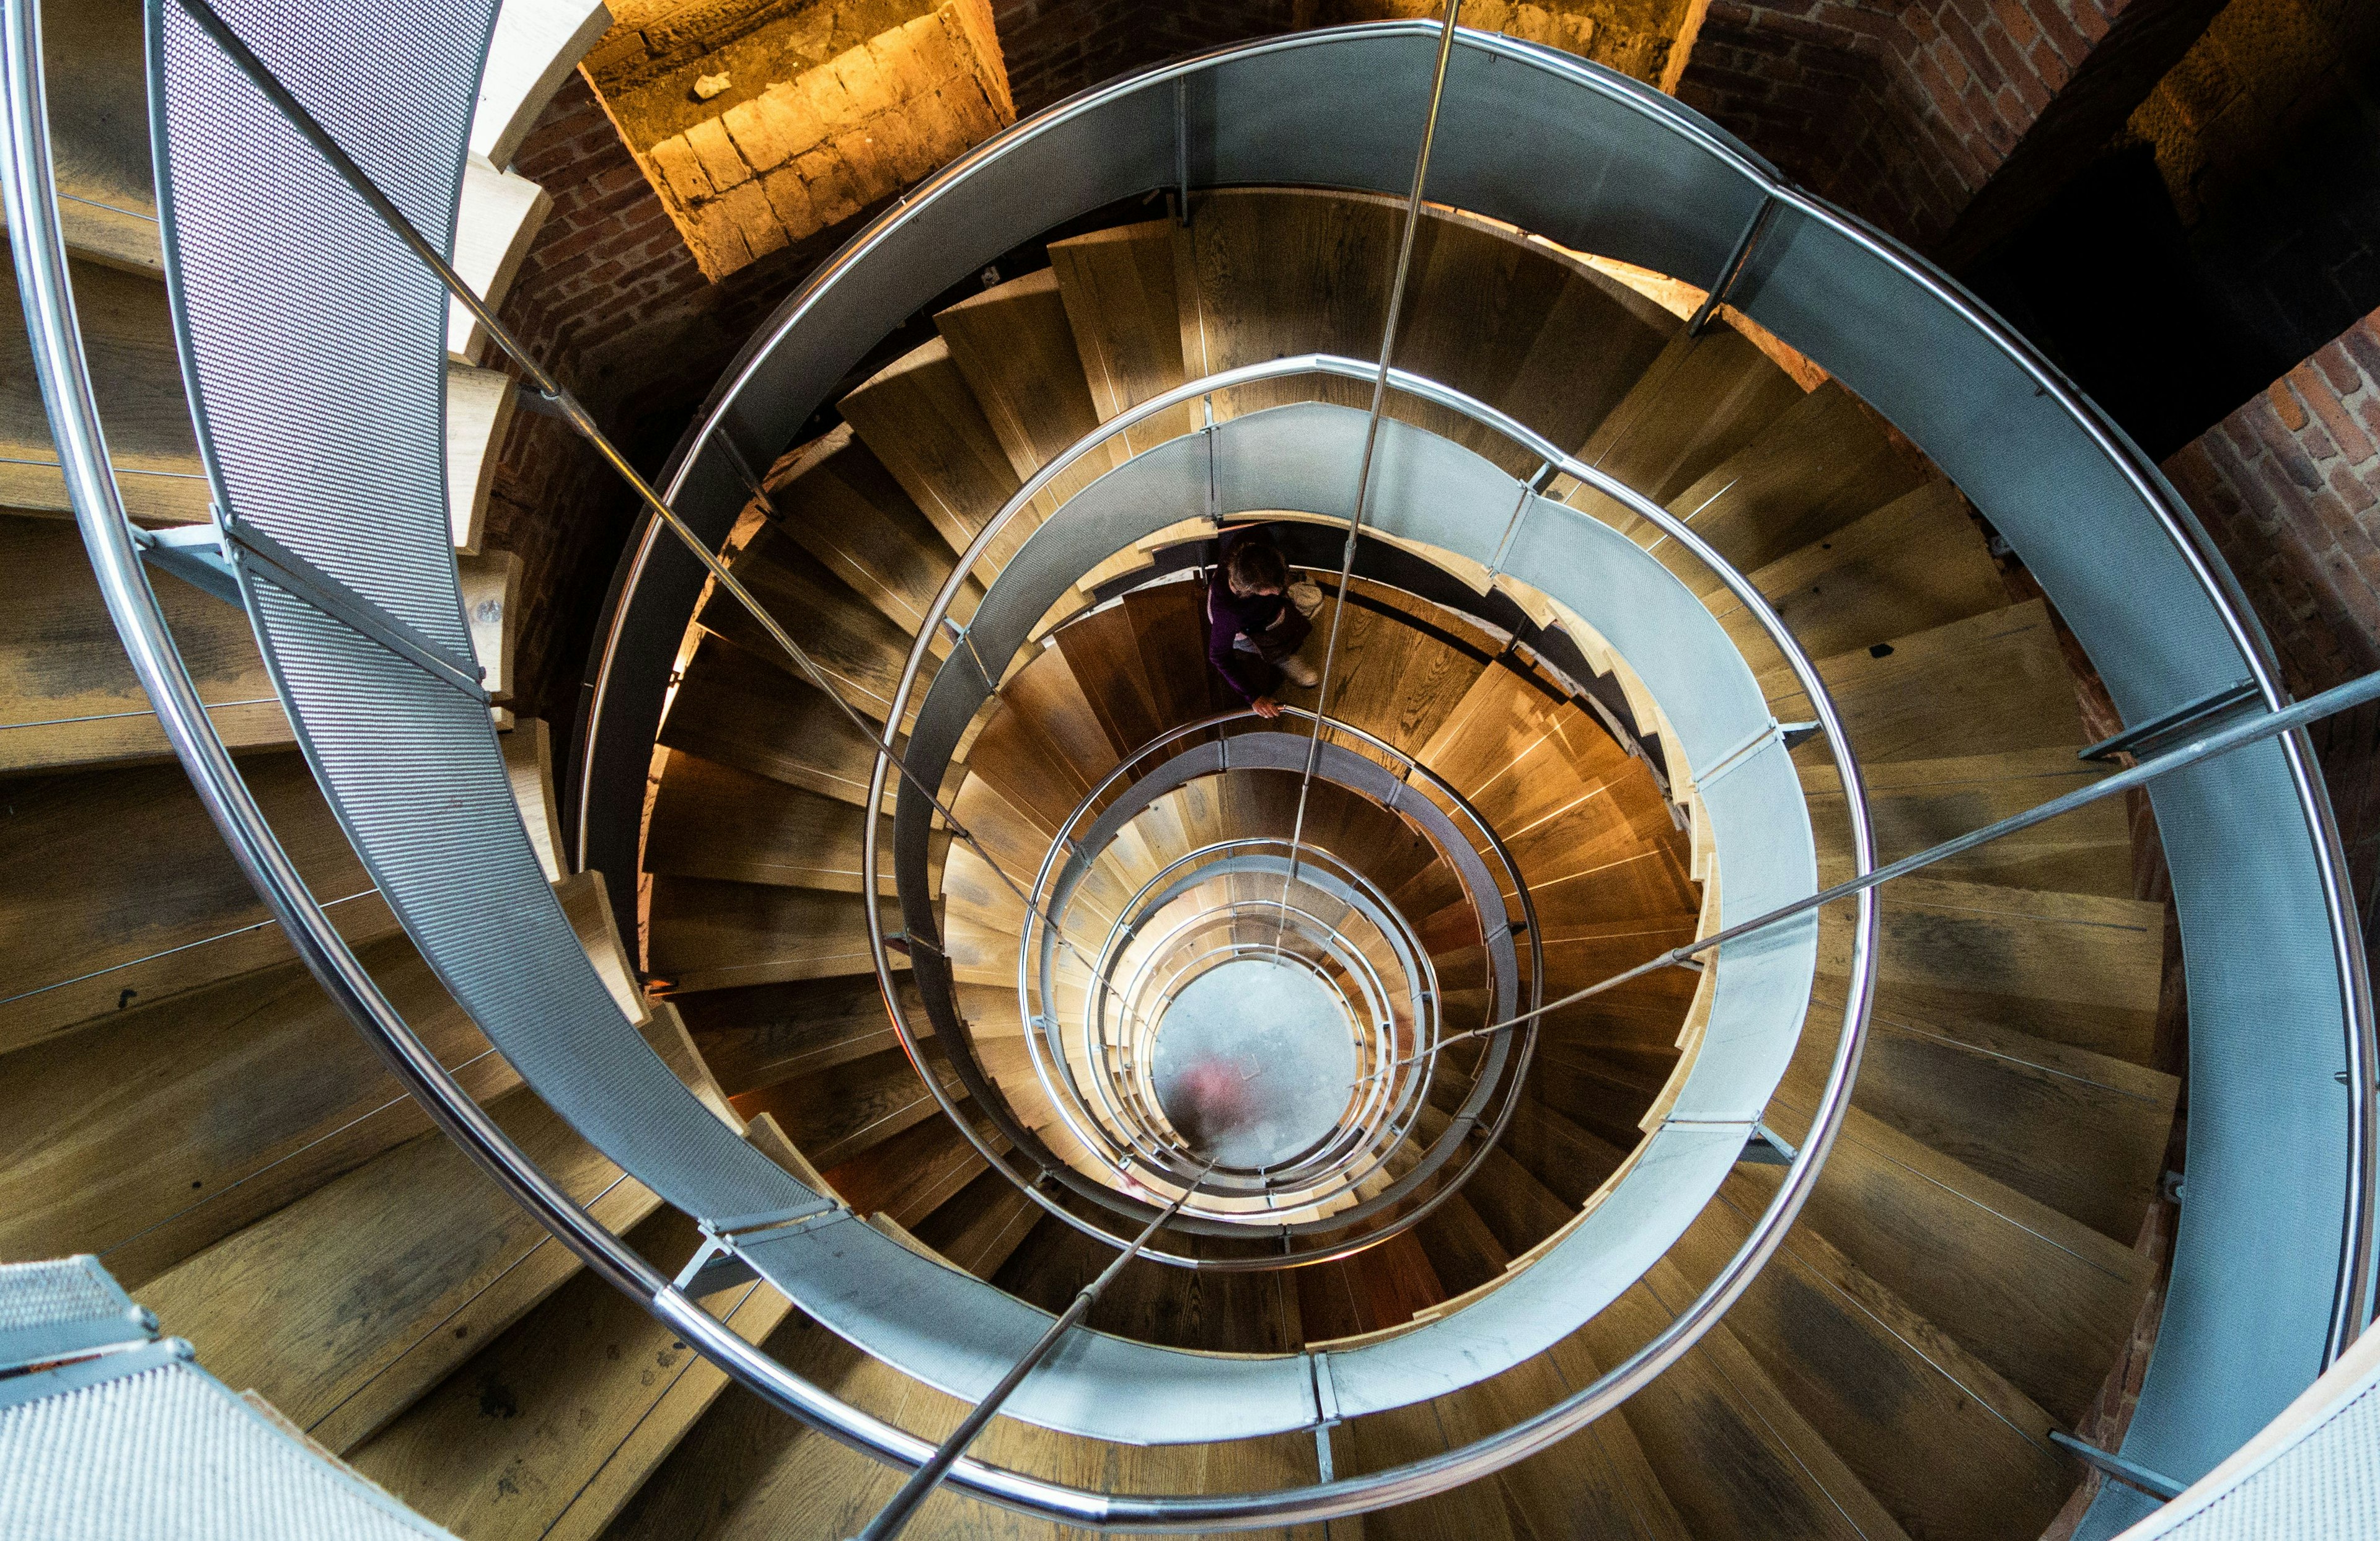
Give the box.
[1205,586,1266,703]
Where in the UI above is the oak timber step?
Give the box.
[1772,599,2089,764]
[1746,1099,2155,1425]
[1292,1231,1448,1343]
[839,335,1033,584]
[1268,600,1489,760]
[1565,321,1805,518]
[0,750,395,1054]
[0,512,290,773]
[829,1101,1014,1241]
[1579,1258,1913,1541]
[760,423,985,639]
[644,747,944,895]
[659,632,890,808]
[1529,1041,1672,1152]
[909,1164,1042,1281]
[1430,1350,1692,1541]
[646,876,907,993]
[1051,596,1172,759]
[1651,381,1925,594]
[0,256,206,522]
[677,972,933,1098]
[1172,188,1674,459]
[1330,1397,1523,1541]
[1117,581,1236,731]
[1047,217,1199,453]
[935,266,1117,516]
[1664,1180,2072,1541]
[1799,747,2137,897]
[1815,872,2166,1065]
[1783,978,2178,1240]
[139,1079,662,1455]
[346,1206,793,1541]
[698,519,933,729]
[1704,478,2006,667]
[733,1042,965,1172]
[0,925,508,1284]
[15,0,160,273]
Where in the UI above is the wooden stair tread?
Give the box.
[1659,381,1926,586]
[346,1206,793,1541]
[139,1081,659,1453]
[1708,479,2006,664]
[0,927,503,1287]
[647,876,905,994]
[839,336,1029,579]
[1047,217,1197,454]
[1666,1182,2072,1541]
[0,258,207,522]
[1786,977,2178,1239]
[1800,746,2137,898]
[1815,872,2166,1064]
[764,423,982,639]
[646,747,929,895]
[0,750,395,1056]
[1777,600,2089,765]
[0,513,289,774]
[1571,322,1805,509]
[681,972,927,1098]
[735,1042,962,1172]
[661,632,889,808]
[1577,1258,1912,1541]
[1748,1099,2154,1423]
[935,266,1116,512]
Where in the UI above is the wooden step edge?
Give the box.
[456,547,522,703]
[536,1273,797,1541]
[446,156,551,364]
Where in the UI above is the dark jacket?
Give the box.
[1205,578,1289,703]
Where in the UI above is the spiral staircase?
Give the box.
[2,6,2376,1541]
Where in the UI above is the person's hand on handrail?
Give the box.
[1251,695,1284,719]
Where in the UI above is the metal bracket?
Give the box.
[1779,721,1823,752]
[131,521,241,607]
[1483,461,1551,584]
[1686,196,1779,337]
[1737,1121,1797,1166]
[2049,1431,2185,1501]
[2079,680,2262,763]
[219,512,488,701]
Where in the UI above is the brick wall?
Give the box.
[1677,0,2221,260]
[2164,309,2380,911]
[991,0,1297,113]
[643,2,1012,276]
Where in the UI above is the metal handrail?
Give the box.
[1014,711,1514,1226]
[1060,843,1416,1196]
[885,701,1535,1270]
[562,0,2370,1371]
[24,9,2363,1529]
[860,353,1872,1270]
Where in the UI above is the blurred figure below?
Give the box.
[1205,526,1323,719]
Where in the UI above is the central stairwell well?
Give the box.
[596,191,2176,1539]
[7,12,2274,1540]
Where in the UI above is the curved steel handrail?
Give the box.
[567,14,2368,1362]
[1018,711,1510,1228]
[1059,840,1420,1199]
[77,10,2380,1527]
[9,13,1877,1522]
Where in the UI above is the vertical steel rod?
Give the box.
[1277,0,1463,939]
[850,1161,1219,1541]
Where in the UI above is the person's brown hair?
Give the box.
[1226,540,1288,596]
